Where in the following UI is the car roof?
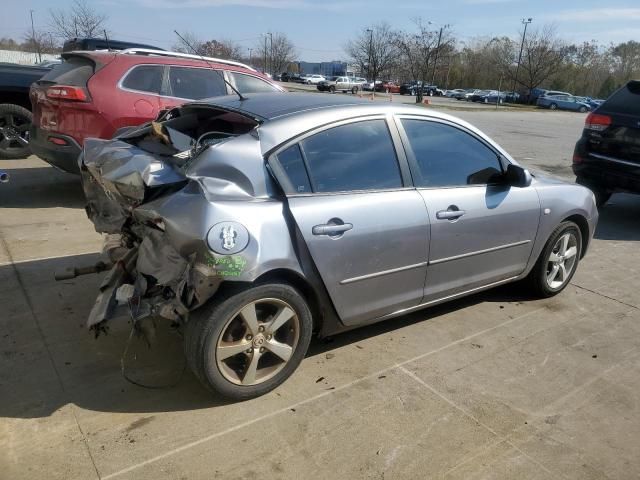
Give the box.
[186,92,516,162]
[191,92,370,120]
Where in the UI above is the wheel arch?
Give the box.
[562,214,590,258]
[254,268,324,332]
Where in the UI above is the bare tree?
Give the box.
[172,31,204,54]
[494,25,567,100]
[253,33,296,76]
[23,30,60,55]
[49,0,108,40]
[346,23,398,86]
[395,19,454,102]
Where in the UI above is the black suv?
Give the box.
[573,80,640,206]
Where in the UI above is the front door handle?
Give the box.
[312,222,353,236]
[436,207,466,220]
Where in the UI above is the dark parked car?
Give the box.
[573,80,640,206]
[75,92,597,400]
[30,48,283,173]
[280,72,300,82]
[0,63,51,159]
[537,95,591,112]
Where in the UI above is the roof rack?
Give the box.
[120,48,256,72]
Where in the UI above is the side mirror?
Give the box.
[505,163,532,188]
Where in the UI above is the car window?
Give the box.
[168,67,227,99]
[229,72,279,93]
[401,119,502,188]
[299,119,403,193]
[275,144,312,194]
[600,81,640,116]
[121,65,164,94]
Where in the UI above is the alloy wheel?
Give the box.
[546,232,578,289]
[0,113,30,154]
[215,298,300,386]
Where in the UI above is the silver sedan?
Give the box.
[78,93,598,399]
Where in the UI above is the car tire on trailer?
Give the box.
[185,283,313,400]
[549,103,558,110]
[0,104,32,160]
[526,221,582,298]
[576,176,611,207]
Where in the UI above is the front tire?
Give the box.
[549,103,558,110]
[185,283,313,400]
[526,221,582,298]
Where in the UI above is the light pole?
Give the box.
[366,28,373,86]
[430,23,450,86]
[248,48,253,65]
[267,32,274,77]
[30,9,41,63]
[513,17,532,100]
[263,35,267,75]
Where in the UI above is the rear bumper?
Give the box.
[29,126,81,174]
[573,143,640,194]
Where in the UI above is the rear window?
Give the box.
[599,81,640,116]
[39,56,95,86]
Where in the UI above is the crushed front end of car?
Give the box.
[69,103,302,339]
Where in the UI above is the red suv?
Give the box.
[30,49,284,173]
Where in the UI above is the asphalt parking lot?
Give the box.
[2,107,640,479]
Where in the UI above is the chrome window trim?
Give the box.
[117,63,166,96]
[393,114,508,189]
[267,114,410,196]
[117,64,231,100]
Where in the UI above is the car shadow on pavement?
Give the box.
[307,282,531,358]
[594,193,640,241]
[1,252,533,419]
[0,166,85,209]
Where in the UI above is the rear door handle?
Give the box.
[312,222,353,236]
[436,208,466,220]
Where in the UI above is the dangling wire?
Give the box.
[120,298,186,389]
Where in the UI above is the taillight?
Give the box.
[572,153,583,164]
[585,112,611,131]
[46,85,88,102]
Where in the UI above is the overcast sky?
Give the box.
[3,0,640,61]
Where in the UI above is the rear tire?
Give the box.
[0,104,32,159]
[549,103,558,110]
[526,221,582,298]
[579,106,587,113]
[329,86,335,93]
[351,86,358,94]
[185,283,313,400]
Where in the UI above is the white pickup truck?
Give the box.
[316,76,363,94]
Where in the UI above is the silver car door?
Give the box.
[396,116,540,301]
[268,117,429,326]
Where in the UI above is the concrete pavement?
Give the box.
[1,110,639,479]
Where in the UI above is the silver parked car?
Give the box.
[77,92,598,400]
